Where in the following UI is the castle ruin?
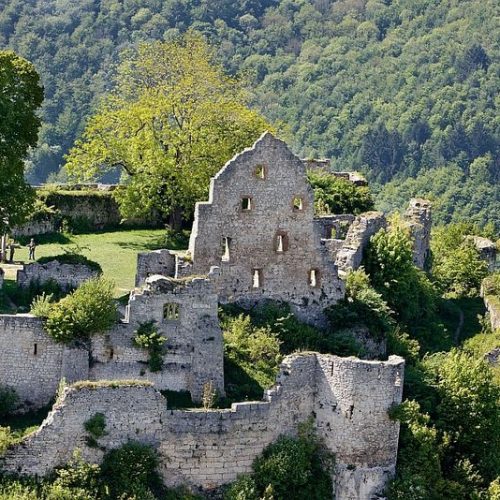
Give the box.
[0,132,431,499]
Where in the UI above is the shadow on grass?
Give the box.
[116,230,190,252]
[18,232,73,246]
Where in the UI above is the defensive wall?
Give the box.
[1,353,404,500]
[0,274,224,409]
[16,260,100,291]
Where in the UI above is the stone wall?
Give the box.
[0,274,224,409]
[16,260,100,291]
[335,212,387,277]
[135,249,176,287]
[483,294,500,331]
[0,315,88,410]
[1,353,404,499]
[404,198,432,270]
[12,219,59,239]
[188,132,344,326]
[91,275,225,402]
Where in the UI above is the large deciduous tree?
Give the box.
[65,32,271,228]
[0,50,43,236]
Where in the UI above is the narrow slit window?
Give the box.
[255,165,266,179]
[277,234,284,252]
[293,197,303,211]
[241,197,252,211]
[309,269,319,287]
[222,237,231,261]
[33,343,37,356]
[252,269,262,288]
[274,231,289,253]
[163,303,180,320]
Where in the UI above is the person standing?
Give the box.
[28,238,36,260]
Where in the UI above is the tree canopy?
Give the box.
[0,50,43,232]
[65,32,271,225]
[1,0,498,229]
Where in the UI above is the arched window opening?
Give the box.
[309,269,320,288]
[252,269,262,288]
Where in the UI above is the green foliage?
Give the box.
[431,224,489,297]
[65,32,271,227]
[30,292,55,318]
[222,312,282,401]
[365,226,439,342]
[100,441,161,499]
[307,170,374,215]
[326,269,394,340]
[84,413,107,448]
[225,421,334,500]
[377,163,500,232]
[0,385,19,418]
[133,321,166,372]
[45,278,117,343]
[0,50,42,231]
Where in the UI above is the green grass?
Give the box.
[8,229,188,295]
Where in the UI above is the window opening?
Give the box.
[293,196,303,211]
[274,231,289,253]
[163,303,180,320]
[255,165,266,179]
[241,197,252,211]
[222,237,231,262]
[277,234,284,252]
[33,343,37,356]
[252,269,262,288]
[309,269,319,287]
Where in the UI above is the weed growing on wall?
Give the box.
[84,413,107,448]
[44,278,117,343]
[133,321,166,372]
[202,381,217,410]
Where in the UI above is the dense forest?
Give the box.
[0,0,498,228]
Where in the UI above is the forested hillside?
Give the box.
[0,0,498,226]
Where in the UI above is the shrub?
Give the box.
[45,278,117,343]
[307,170,374,215]
[100,441,161,499]
[222,312,282,401]
[48,450,102,499]
[84,413,106,447]
[0,426,15,456]
[30,292,54,318]
[226,421,334,500]
[0,385,19,417]
[326,269,394,340]
[133,321,166,372]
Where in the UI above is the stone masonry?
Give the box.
[0,315,88,410]
[404,198,432,270]
[91,274,225,402]
[1,353,404,500]
[0,274,224,408]
[187,132,344,325]
[16,260,100,291]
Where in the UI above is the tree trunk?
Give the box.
[168,206,183,232]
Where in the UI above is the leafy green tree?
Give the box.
[65,32,271,227]
[45,278,117,344]
[0,50,43,234]
[364,225,438,329]
[431,224,489,297]
[307,170,374,215]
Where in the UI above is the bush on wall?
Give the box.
[44,278,117,343]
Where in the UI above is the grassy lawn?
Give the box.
[5,229,188,295]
